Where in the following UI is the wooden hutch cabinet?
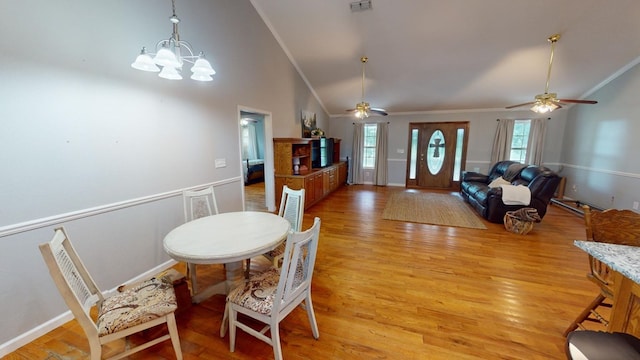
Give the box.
[274,138,347,209]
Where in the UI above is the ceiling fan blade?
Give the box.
[505,101,535,109]
[557,99,598,105]
[344,107,388,116]
[370,108,388,116]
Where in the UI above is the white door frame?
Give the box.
[237,105,276,212]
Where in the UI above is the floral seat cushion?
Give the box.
[97,277,177,336]
[228,264,306,315]
[266,243,285,259]
[228,267,281,315]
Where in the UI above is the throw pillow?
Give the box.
[488,176,511,188]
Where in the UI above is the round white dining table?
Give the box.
[163,211,291,303]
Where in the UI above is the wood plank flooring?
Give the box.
[244,182,268,212]
[5,185,604,359]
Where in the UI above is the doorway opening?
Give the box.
[405,122,469,190]
[239,107,276,212]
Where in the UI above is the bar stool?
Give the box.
[566,330,640,359]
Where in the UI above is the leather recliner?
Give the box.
[460,160,561,223]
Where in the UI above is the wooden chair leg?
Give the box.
[564,293,606,337]
[167,313,183,360]
[245,259,251,279]
[187,262,198,295]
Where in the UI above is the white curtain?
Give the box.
[349,123,364,184]
[525,118,547,166]
[241,124,258,160]
[491,119,515,165]
[372,122,388,186]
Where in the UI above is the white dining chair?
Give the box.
[263,185,305,268]
[183,186,219,222]
[227,217,321,360]
[39,227,183,360]
[182,186,233,292]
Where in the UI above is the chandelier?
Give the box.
[131,0,216,81]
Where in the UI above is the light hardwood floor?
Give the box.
[244,181,268,212]
[6,185,602,359]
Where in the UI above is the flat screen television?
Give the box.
[312,137,334,168]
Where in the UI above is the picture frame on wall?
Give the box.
[301,110,316,138]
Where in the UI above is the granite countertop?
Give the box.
[575,240,640,284]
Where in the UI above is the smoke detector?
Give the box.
[350,0,372,12]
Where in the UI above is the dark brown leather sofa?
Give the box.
[460,160,561,223]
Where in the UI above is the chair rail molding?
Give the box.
[0,177,241,238]
[561,163,640,179]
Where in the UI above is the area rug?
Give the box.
[382,191,487,229]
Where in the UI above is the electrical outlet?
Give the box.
[572,184,578,192]
[634,201,639,210]
[474,167,480,172]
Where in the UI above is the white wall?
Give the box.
[0,0,327,353]
[561,62,640,210]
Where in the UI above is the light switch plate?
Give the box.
[215,158,226,168]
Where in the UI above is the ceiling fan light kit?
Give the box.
[506,33,597,113]
[348,56,388,119]
[530,93,560,113]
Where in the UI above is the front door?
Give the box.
[405,122,469,190]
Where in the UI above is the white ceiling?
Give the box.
[250,0,640,116]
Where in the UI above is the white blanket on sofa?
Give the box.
[499,184,531,205]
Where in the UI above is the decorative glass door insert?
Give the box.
[405,122,468,189]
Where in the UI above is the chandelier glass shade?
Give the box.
[131,0,216,81]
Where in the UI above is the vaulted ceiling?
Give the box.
[250,0,640,116]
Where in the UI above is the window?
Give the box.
[241,122,258,160]
[510,120,530,163]
[453,128,464,181]
[408,128,418,179]
[363,124,377,169]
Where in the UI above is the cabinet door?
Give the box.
[338,162,347,185]
[322,170,331,196]
[329,167,337,191]
[304,175,315,207]
[274,143,293,175]
[314,173,324,201]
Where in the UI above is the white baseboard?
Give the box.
[386,182,405,187]
[0,312,74,357]
[0,259,178,357]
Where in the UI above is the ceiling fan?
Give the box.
[347,56,388,118]
[506,34,597,113]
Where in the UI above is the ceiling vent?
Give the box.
[350,0,372,12]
